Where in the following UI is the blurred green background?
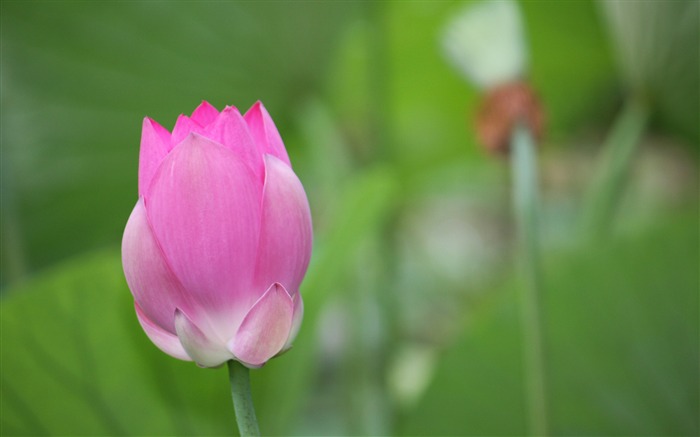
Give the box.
[1,1,697,436]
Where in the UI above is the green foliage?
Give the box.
[6,201,694,436]
[601,0,700,144]
[0,1,361,280]
[1,250,232,436]
[546,214,699,435]
[402,213,699,436]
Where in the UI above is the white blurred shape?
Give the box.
[388,344,437,409]
[442,0,528,89]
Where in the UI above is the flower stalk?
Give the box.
[228,360,260,437]
[510,122,548,436]
[582,97,649,236]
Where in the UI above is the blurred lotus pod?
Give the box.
[476,81,545,154]
[442,0,528,90]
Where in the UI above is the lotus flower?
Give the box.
[122,101,312,368]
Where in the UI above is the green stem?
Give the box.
[582,97,649,236]
[511,123,548,436]
[227,360,260,437]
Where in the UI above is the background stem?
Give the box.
[511,123,548,436]
[582,97,649,236]
[227,360,260,437]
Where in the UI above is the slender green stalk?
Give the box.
[510,123,548,436]
[582,97,649,236]
[227,360,260,437]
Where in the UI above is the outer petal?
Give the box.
[135,303,191,361]
[208,106,263,178]
[228,283,294,367]
[175,308,233,367]
[244,101,291,167]
[145,133,262,338]
[138,117,171,196]
[190,101,219,127]
[122,199,196,333]
[253,155,313,294]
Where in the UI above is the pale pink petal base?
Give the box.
[228,283,294,368]
[135,303,191,361]
[174,309,233,367]
[282,294,304,352]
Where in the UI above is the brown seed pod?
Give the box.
[475,81,545,155]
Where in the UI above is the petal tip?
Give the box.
[141,116,168,134]
[191,101,220,125]
[220,105,242,117]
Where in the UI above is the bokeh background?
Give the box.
[1,1,698,436]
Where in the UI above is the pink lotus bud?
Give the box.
[122,101,312,368]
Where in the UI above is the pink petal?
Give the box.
[170,115,202,149]
[208,106,264,178]
[138,117,171,196]
[244,101,291,167]
[190,101,219,127]
[122,199,197,333]
[254,155,313,294]
[282,294,304,352]
[145,133,263,338]
[175,308,232,367]
[228,283,294,367]
[135,302,191,361]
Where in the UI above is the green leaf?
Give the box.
[1,250,232,436]
[401,213,699,435]
[0,1,361,282]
